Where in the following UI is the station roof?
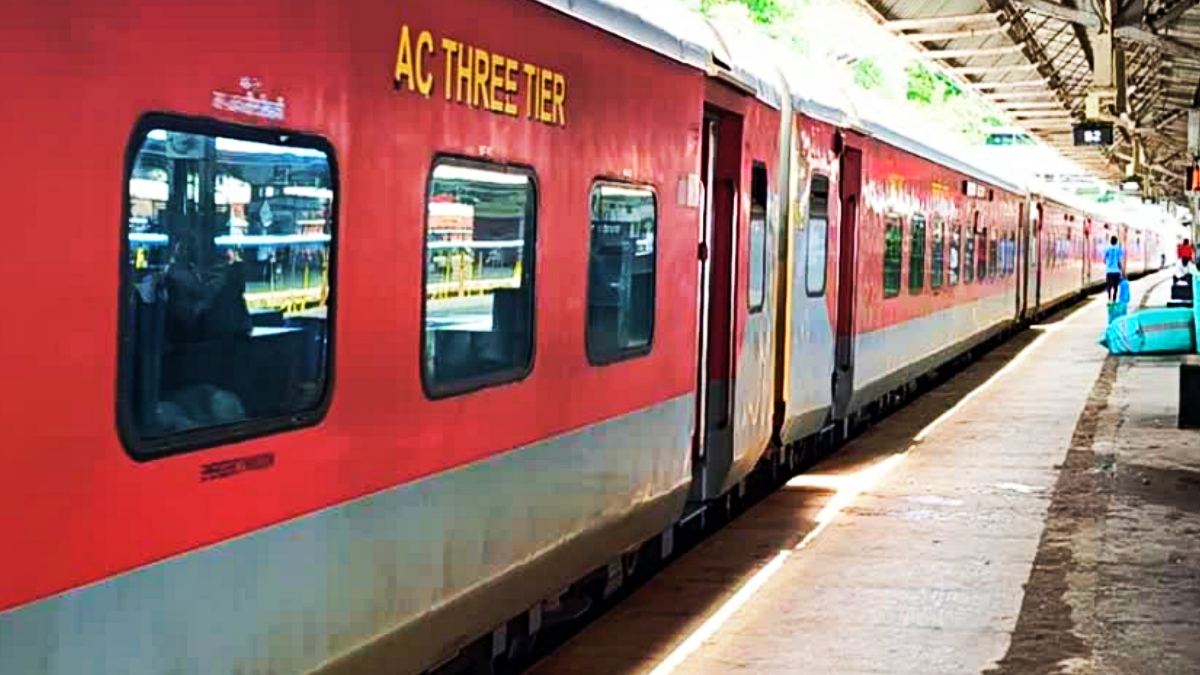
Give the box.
[855,0,1200,201]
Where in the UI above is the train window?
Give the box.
[805,175,830,297]
[1008,233,1017,275]
[999,234,1009,276]
[586,182,656,364]
[930,217,945,289]
[883,216,902,298]
[748,162,769,312]
[909,215,926,294]
[996,233,1005,276]
[976,227,988,281]
[949,225,961,286]
[119,116,336,457]
[964,230,975,284]
[423,159,536,396]
[988,230,998,278]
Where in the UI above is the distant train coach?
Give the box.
[0,1,1167,675]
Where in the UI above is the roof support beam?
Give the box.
[998,100,1071,108]
[1011,0,1102,29]
[951,64,1042,74]
[1011,109,1076,117]
[1150,0,1199,30]
[900,25,1010,41]
[882,12,1002,31]
[927,44,1027,58]
[1115,25,1200,59]
[967,78,1050,88]
[984,89,1060,98]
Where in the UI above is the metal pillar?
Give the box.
[1191,195,1200,245]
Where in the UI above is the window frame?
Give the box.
[908,214,927,295]
[420,155,539,399]
[748,161,769,313]
[930,216,945,289]
[116,112,341,461]
[804,173,831,298]
[584,178,658,366]
[964,228,976,284]
[883,215,903,299]
[988,230,999,279]
[976,226,989,281]
[949,223,961,286]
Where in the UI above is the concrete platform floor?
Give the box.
[526,271,1200,675]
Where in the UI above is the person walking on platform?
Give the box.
[1179,238,1194,264]
[1105,235,1125,303]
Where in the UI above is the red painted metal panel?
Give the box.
[0,0,703,612]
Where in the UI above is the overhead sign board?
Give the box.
[1072,121,1114,147]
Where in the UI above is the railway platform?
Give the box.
[526,270,1200,675]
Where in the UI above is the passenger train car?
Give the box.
[0,1,1169,674]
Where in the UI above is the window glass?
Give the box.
[423,161,536,395]
[122,123,335,452]
[884,217,902,298]
[1001,234,1009,276]
[930,217,945,289]
[805,175,830,296]
[949,225,961,286]
[909,215,926,294]
[586,183,656,363]
[748,163,768,312]
[964,230,975,284]
[988,230,998,278]
[977,227,989,281]
[1008,233,1017,275]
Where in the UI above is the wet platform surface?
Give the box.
[526,271,1200,675]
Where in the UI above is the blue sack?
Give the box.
[1118,278,1131,304]
[1100,307,1196,355]
[1108,302,1128,324]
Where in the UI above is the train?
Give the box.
[0,1,1172,674]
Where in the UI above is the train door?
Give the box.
[692,105,743,500]
[832,135,862,420]
[1083,220,1092,287]
[1017,202,1026,318]
[1033,202,1044,310]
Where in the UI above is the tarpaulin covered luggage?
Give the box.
[1193,274,1200,344]
[1108,302,1128,324]
[1100,307,1196,355]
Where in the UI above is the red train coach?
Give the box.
[0,1,784,674]
[776,81,1031,446]
[0,1,1167,675]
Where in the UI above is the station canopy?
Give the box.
[855,0,1200,201]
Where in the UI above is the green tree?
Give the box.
[853,57,884,90]
[906,61,963,105]
[699,0,790,25]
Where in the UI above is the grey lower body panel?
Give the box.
[0,396,694,675]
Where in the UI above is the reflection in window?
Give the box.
[964,230,975,284]
[587,183,656,363]
[977,227,989,281]
[949,225,960,286]
[123,125,334,451]
[931,217,945,289]
[422,161,535,395]
[805,175,829,296]
[988,230,999,278]
[884,217,902,298]
[909,215,926,294]
[748,162,768,312]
